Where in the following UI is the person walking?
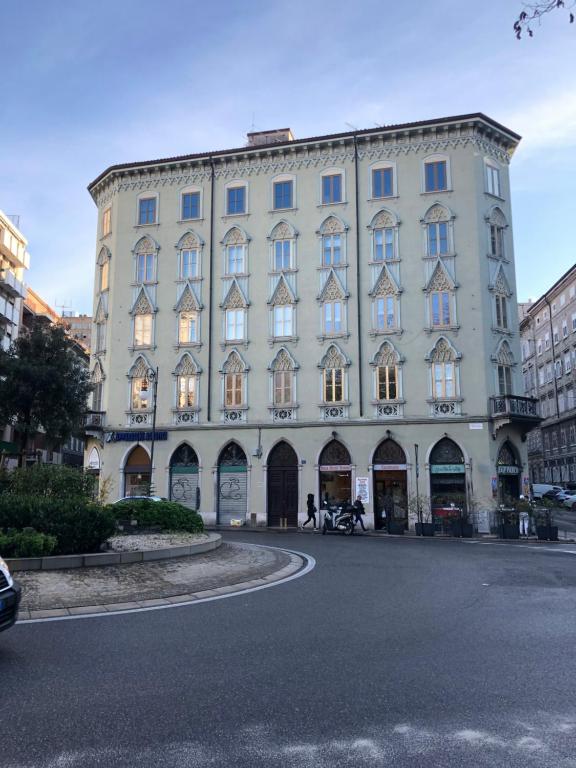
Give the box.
[353,495,367,532]
[302,493,317,529]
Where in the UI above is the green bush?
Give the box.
[0,496,116,555]
[0,528,58,558]
[110,500,204,533]
[3,465,95,501]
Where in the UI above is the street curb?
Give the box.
[16,546,309,622]
[6,533,222,572]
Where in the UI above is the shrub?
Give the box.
[0,528,58,558]
[110,500,204,533]
[4,464,95,501]
[0,496,116,555]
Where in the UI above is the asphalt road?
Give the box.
[2,532,576,768]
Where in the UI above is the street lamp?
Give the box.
[141,366,158,496]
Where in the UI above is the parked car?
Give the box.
[543,490,572,503]
[0,555,21,634]
[532,484,564,499]
[113,496,164,504]
[562,495,576,510]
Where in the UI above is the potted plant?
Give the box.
[408,494,433,536]
[450,497,474,538]
[532,498,558,541]
[497,504,519,539]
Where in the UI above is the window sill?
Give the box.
[172,406,200,413]
[223,272,251,279]
[268,335,299,346]
[318,400,351,407]
[421,189,452,195]
[491,327,513,336]
[369,258,401,266]
[484,192,505,202]
[129,345,156,353]
[220,340,249,350]
[176,277,202,284]
[220,405,249,411]
[268,267,298,276]
[174,342,202,350]
[134,223,160,229]
[222,212,250,219]
[369,328,402,337]
[317,264,349,271]
[424,325,460,334]
[130,281,158,287]
[371,398,405,406]
[94,348,107,356]
[486,253,510,263]
[367,195,398,202]
[422,252,456,260]
[317,201,348,208]
[317,332,350,342]
[269,403,299,410]
[178,217,204,224]
[268,207,298,214]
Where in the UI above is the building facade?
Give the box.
[84,114,539,527]
[521,265,576,485]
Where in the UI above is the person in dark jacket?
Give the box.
[302,493,317,529]
[353,495,367,532]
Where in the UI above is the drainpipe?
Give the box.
[207,157,215,422]
[544,296,560,419]
[353,134,363,417]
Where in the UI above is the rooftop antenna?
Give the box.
[55,300,73,316]
[345,122,359,132]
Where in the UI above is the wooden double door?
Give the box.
[267,442,298,528]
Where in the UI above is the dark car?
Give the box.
[0,556,22,633]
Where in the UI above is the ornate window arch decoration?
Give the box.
[317,269,348,339]
[423,259,458,331]
[268,347,299,418]
[492,339,516,396]
[132,235,159,284]
[97,246,111,292]
[130,286,156,349]
[127,354,154,415]
[422,152,452,193]
[369,264,402,335]
[269,275,297,341]
[317,215,349,268]
[175,230,203,281]
[370,340,404,413]
[221,278,249,345]
[173,352,201,419]
[318,344,350,416]
[91,360,105,412]
[221,226,250,276]
[484,205,508,260]
[420,202,456,259]
[425,336,462,415]
[174,283,201,347]
[220,349,249,421]
[93,296,108,354]
[179,184,202,221]
[490,264,512,332]
[367,209,400,263]
[268,219,298,272]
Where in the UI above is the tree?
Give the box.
[514,1,575,38]
[0,318,92,467]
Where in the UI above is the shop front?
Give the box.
[318,440,352,506]
[496,441,521,503]
[169,443,199,510]
[123,445,151,497]
[372,439,408,532]
[429,438,466,533]
[217,442,248,525]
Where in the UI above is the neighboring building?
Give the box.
[22,287,60,327]
[84,113,539,528]
[0,210,29,458]
[521,264,576,485]
[61,311,92,354]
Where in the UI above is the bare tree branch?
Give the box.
[514,1,575,38]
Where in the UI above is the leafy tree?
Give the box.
[0,318,92,467]
[514,1,575,38]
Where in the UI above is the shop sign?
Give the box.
[430,464,465,474]
[107,431,168,442]
[319,464,351,471]
[373,464,407,471]
[497,465,519,475]
[355,477,370,504]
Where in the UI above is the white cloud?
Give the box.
[504,89,576,153]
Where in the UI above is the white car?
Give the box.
[0,555,21,634]
[562,495,576,510]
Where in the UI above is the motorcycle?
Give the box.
[321,503,355,535]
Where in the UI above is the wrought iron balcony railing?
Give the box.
[490,395,539,419]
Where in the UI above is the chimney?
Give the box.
[246,128,295,147]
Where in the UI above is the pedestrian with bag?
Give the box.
[302,493,317,530]
[353,494,367,532]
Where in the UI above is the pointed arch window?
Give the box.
[131,288,155,348]
[320,345,349,404]
[91,362,105,412]
[97,247,111,292]
[495,341,515,395]
[175,284,201,346]
[486,207,507,259]
[425,261,456,330]
[426,338,462,412]
[221,350,248,417]
[270,348,297,406]
[319,216,347,267]
[372,342,402,402]
[269,221,296,272]
[174,354,200,411]
[177,231,202,280]
[369,210,399,262]
[370,265,401,334]
[223,227,248,275]
[133,236,158,284]
[318,270,348,338]
[129,357,153,411]
[421,204,454,258]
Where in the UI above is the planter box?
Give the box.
[536,525,559,541]
[451,520,474,538]
[420,522,435,537]
[387,521,405,535]
[501,523,519,540]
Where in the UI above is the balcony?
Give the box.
[489,395,541,438]
[84,411,105,436]
[0,269,26,300]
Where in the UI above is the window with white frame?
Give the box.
[368,208,399,262]
[324,301,343,334]
[222,350,246,407]
[134,237,157,283]
[545,333,550,349]
[431,291,452,327]
[270,348,297,407]
[129,357,152,410]
[424,156,449,192]
[273,178,294,210]
[178,311,198,344]
[181,190,200,220]
[321,172,343,204]
[428,338,460,400]
[223,227,248,275]
[555,360,563,378]
[486,207,507,258]
[97,247,110,292]
[554,327,559,344]
[177,232,201,279]
[226,185,246,215]
[422,204,453,257]
[91,363,104,411]
[138,196,157,225]
[95,321,106,353]
[563,320,568,338]
[565,352,572,374]
[485,161,501,197]
[374,295,397,331]
[371,165,395,198]
[174,354,199,410]
[322,233,342,266]
[134,313,152,346]
[498,364,513,395]
[371,342,402,402]
[495,294,508,329]
[320,345,348,404]
[102,207,111,237]
[273,305,294,338]
[226,308,245,341]
[269,221,296,271]
[572,313,576,331]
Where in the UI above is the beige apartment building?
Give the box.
[84,114,539,529]
[521,265,576,485]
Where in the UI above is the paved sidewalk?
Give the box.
[16,542,303,620]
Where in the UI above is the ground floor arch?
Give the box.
[267,441,298,527]
[429,437,466,533]
[318,439,352,506]
[496,440,521,503]
[217,442,248,525]
[169,443,199,510]
[372,438,408,532]
[123,445,151,497]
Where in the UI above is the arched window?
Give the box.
[176,231,202,280]
[318,216,347,267]
[174,353,200,420]
[174,284,200,346]
[130,287,156,348]
[133,236,158,283]
[91,361,105,412]
[222,279,248,343]
[128,356,153,415]
[485,206,508,259]
[269,275,296,340]
[221,350,248,422]
[269,220,297,272]
[368,209,399,262]
[97,246,111,292]
[222,227,249,275]
[124,445,151,497]
[421,203,455,258]
[319,345,350,419]
[370,265,401,334]
[318,270,348,338]
[424,260,457,330]
[495,340,515,395]
[426,338,462,415]
[94,297,107,354]
[269,348,298,416]
[491,265,512,331]
[370,341,403,417]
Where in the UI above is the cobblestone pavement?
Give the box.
[17,542,293,615]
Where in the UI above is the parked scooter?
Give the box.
[321,502,355,535]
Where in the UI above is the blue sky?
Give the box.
[1,0,574,313]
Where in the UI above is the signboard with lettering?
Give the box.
[373,464,407,471]
[107,431,168,442]
[355,477,370,504]
[497,465,520,475]
[430,464,465,474]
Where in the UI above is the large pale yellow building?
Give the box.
[84,114,539,530]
